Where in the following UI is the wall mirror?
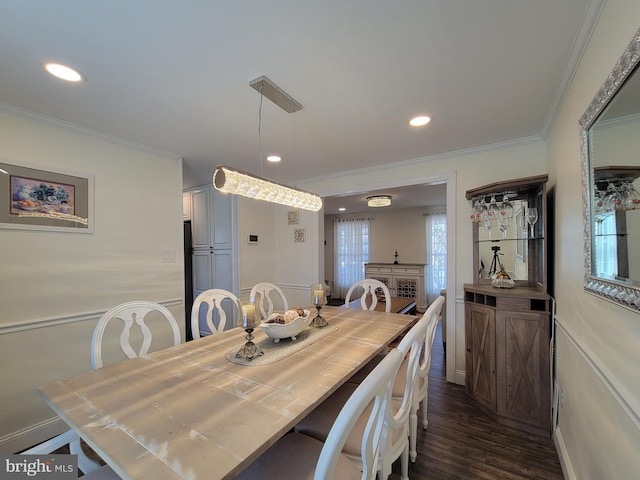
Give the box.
[580,26,640,312]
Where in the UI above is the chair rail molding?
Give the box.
[0,298,183,335]
[555,317,640,431]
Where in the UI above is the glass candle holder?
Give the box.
[310,283,328,327]
[236,301,263,360]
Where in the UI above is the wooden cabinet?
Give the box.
[465,300,497,412]
[364,263,428,312]
[465,175,552,437]
[464,285,551,436]
[184,185,238,299]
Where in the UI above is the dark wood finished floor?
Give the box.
[390,322,564,480]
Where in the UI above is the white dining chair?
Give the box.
[295,315,428,480]
[91,300,181,369]
[409,295,445,461]
[236,349,404,480]
[21,429,118,479]
[24,301,179,478]
[249,282,289,319]
[344,278,392,313]
[191,288,240,339]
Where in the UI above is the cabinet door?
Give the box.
[395,277,419,300]
[183,192,191,220]
[465,303,497,410]
[192,250,213,298]
[191,188,211,249]
[211,187,233,249]
[212,249,234,292]
[496,310,550,431]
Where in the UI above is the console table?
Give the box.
[364,262,427,312]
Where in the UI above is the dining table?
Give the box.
[347,296,417,315]
[37,305,414,480]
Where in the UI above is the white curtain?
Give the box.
[425,209,447,304]
[594,214,617,278]
[333,217,371,299]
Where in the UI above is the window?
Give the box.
[333,218,370,299]
[425,210,447,304]
[594,214,618,278]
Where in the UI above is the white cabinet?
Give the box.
[364,263,428,312]
[184,185,238,300]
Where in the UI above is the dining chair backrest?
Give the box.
[91,301,181,369]
[191,288,240,339]
[316,348,404,480]
[418,295,445,380]
[378,312,429,479]
[20,429,117,478]
[407,294,445,463]
[344,279,392,313]
[249,282,289,319]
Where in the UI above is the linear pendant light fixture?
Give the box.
[213,76,322,212]
[213,75,322,212]
[213,165,322,211]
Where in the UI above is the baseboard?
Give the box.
[554,427,576,480]
[0,417,67,454]
[455,369,466,386]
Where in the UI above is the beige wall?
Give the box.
[238,199,322,308]
[0,107,184,452]
[546,0,640,477]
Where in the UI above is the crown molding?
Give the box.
[0,102,182,161]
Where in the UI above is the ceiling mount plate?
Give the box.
[250,75,303,113]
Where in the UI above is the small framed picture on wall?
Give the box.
[288,210,299,225]
[294,228,306,242]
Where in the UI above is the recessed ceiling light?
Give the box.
[409,116,431,127]
[266,155,281,162]
[44,62,84,82]
[338,207,346,212]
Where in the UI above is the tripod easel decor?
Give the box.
[489,245,503,276]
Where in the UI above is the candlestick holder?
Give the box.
[236,301,263,360]
[235,328,263,360]
[310,283,328,328]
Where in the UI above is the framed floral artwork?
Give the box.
[0,161,94,233]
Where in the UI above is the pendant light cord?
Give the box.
[258,81,264,176]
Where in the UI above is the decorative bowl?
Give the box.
[259,310,311,342]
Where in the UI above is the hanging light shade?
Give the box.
[367,195,392,207]
[213,165,323,212]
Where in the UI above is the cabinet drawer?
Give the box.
[395,267,421,274]
[496,297,530,311]
[366,267,392,274]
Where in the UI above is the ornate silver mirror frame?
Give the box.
[580,26,640,313]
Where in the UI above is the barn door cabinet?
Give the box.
[464,285,551,436]
[464,175,552,437]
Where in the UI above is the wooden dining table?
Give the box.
[38,306,414,480]
[348,296,417,315]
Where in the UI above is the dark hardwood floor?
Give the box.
[391,322,564,480]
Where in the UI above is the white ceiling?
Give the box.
[0,0,599,212]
